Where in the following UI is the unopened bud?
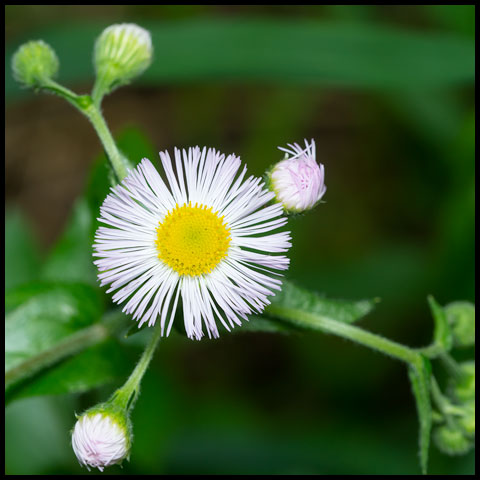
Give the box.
[71,406,131,471]
[458,400,475,438]
[433,424,473,455]
[12,40,59,88]
[94,23,152,94]
[269,139,326,213]
[445,301,475,348]
[449,361,475,403]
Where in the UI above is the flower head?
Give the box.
[270,139,326,213]
[72,410,131,471]
[445,301,475,348]
[12,40,59,88]
[94,147,291,340]
[433,423,473,456]
[94,23,152,93]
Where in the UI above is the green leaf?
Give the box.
[5,282,104,393]
[427,295,453,353]
[5,208,41,290]
[407,355,432,475]
[240,315,297,334]
[6,19,475,103]
[267,279,378,325]
[40,198,97,285]
[7,339,130,402]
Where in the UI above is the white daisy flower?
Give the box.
[94,147,291,340]
[271,139,326,213]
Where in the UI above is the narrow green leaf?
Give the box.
[40,198,97,285]
[427,295,453,353]
[6,19,475,103]
[267,280,378,325]
[5,282,104,392]
[408,355,432,475]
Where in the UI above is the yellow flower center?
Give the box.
[155,202,231,277]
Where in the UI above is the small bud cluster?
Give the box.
[432,301,475,456]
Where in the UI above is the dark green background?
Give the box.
[5,5,475,475]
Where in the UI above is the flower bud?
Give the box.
[269,139,326,213]
[445,301,475,348]
[433,424,473,455]
[71,406,131,471]
[450,361,475,403]
[94,23,152,93]
[458,400,475,438]
[12,40,59,88]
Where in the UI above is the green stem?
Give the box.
[5,312,126,393]
[267,305,420,365]
[439,353,462,379]
[39,79,127,183]
[112,322,163,411]
[91,69,112,108]
[83,103,128,182]
[416,343,444,359]
[40,78,83,108]
[430,377,458,428]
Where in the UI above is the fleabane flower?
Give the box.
[94,23,152,92]
[269,139,326,213]
[94,147,291,340]
[72,410,131,471]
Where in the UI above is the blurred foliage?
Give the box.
[5,4,475,475]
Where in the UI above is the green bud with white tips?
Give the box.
[93,23,152,99]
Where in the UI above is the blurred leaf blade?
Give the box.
[5,281,105,394]
[7,339,130,403]
[5,18,475,103]
[5,208,42,291]
[40,198,97,285]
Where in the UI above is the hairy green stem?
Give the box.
[82,103,128,182]
[430,376,459,428]
[112,322,163,412]
[39,79,127,183]
[5,313,126,392]
[267,305,420,365]
[439,352,462,378]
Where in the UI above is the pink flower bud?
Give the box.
[271,139,326,213]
